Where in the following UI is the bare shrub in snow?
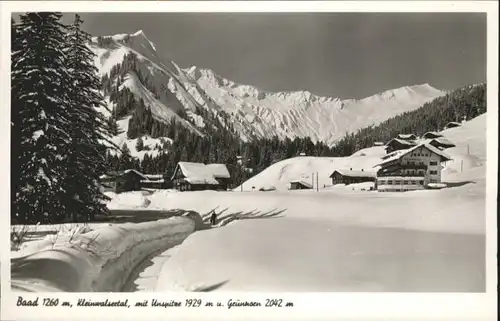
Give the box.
[10,225,31,251]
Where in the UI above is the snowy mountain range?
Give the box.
[90,30,446,156]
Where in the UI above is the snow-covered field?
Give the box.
[10,114,488,293]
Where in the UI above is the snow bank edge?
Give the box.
[11,217,196,292]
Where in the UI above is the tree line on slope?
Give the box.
[11,13,116,224]
[329,83,486,157]
[105,81,486,186]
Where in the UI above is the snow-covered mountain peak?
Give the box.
[91,30,446,149]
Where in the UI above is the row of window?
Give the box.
[405,160,438,166]
[378,179,424,185]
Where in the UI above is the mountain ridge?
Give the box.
[91,30,446,154]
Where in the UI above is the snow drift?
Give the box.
[11,217,195,292]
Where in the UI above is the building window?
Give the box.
[394,180,401,184]
[419,181,424,185]
[387,180,393,185]
[430,179,437,183]
[430,170,437,175]
[410,180,416,185]
[403,180,409,184]
[430,161,438,166]
[378,180,385,185]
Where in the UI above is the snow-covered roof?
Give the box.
[172,162,230,185]
[289,180,313,188]
[206,164,231,179]
[396,133,417,140]
[422,131,443,139]
[141,179,165,183]
[385,138,418,147]
[330,169,377,178]
[444,122,461,128]
[374,143,452,167]
[429,137,455,147]
[122,169,148,180]
[144,174,164,180]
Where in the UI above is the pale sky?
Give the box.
[56,13,487,99]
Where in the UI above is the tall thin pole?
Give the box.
[312,173,314,189]
[316,172,319,192]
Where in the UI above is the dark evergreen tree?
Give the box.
[64,14,117,222]
[136,136,145,151]
[12,12,74,224]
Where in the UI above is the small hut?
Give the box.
[329,169,376,185]
[100,169,147,193]
[289,180,313,190]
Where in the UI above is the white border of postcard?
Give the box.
[0,1,498,321]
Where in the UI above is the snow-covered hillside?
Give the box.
[90,30,445,159]
[239,114,487,191]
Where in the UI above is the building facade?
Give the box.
[100,169,147,193]
[330,169,376,185]
[375,144,452,192]
[289,180,313,190]
[171,162,231,191]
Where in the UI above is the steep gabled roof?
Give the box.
[122,169,148,180]
[374,143,452,168]
[171,162,230,185]
[330,169,377,178]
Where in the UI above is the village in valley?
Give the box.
[9,11,489,295]
[100,120,462,195]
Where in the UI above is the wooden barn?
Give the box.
[289,180,313,190]
[171,162,231,192]
[374,143,452,192]
[329,169,376,185]
[100,169,147,193]
[385,138,418,154]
